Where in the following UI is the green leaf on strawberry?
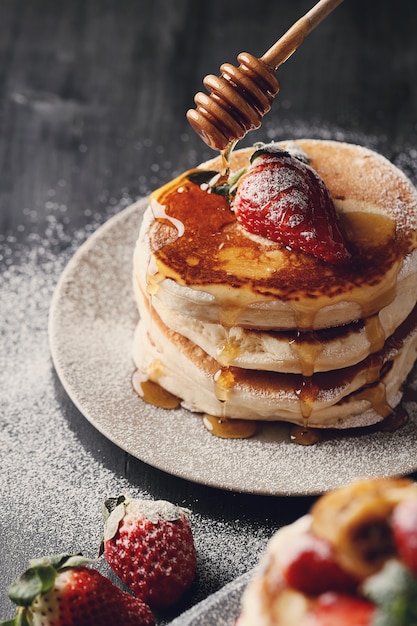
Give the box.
[187,167,247,199]
[363,560,417,626]
[1,552,155,626]
[7,554,92,607]
[250,142,310,165]
[8,564,56,606]
[186,169,219,187]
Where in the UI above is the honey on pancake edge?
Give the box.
[133,143,417,444]
[146,173,417,363]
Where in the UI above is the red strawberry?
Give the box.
[391,496,417,577]
[0,553,154,626]
[304,592,375,626]
[233,145,351,264]
[102,496,197,608]
[279,531,358,596]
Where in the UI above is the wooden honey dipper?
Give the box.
[186,0,345,150]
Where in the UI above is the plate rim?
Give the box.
[168,570,251,626]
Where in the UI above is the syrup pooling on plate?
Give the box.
[202,414,258,439]
[132,369,180,410]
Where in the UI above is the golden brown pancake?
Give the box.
[137,140,417,331]
[142,278,417,375]
[133,290,417,428]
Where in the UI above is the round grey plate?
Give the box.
[49,200,417,496]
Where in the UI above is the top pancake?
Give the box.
[137,140,417,330]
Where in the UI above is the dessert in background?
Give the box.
[237,477,417,625]
[132,139,417,435]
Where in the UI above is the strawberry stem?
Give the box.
[2,553,94,621]
[8,564,56,606]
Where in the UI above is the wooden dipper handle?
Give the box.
[262,0,345,69]
[187,0,345,150]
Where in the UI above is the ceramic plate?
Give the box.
[49,200,417,495]
[168,572,250,626]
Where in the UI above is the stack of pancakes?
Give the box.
[132,139,417,430]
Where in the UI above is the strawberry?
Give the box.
[279,531,358,596]
[0,553,154,626]
[233,144,351,264]
[391,497,417,577]
[102,496,197,608]
[304,592,375,626]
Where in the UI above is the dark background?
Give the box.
[1,1,417,624]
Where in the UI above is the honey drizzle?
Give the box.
[377,405,408,432]
[213,367,236,414]
[131,364,410,443]
[294,377,319,423]
[132,369,180,409]
[202,414,258,439]
[289,348,409,445]
[290,425,322,446]
[220,140,237,176]
[146,269,165,297]
[364,315,386,354]
[289,403,408,446]
[216,332,241,366]
[353,381,393,419]
[290,332,323,377]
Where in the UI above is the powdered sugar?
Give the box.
[0,197,271,624]
[240,162,310,207]
[2,123,417,625]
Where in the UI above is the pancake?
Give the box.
[135,273,417,375]
[135,140,417,332]
[132,139,417,431]
[133,294,417,428]
[238,478,417,626]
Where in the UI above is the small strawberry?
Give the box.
[304,592,375,626]
[391,497,417,577]
[0,553,155,626]
[102,496,197,608]
[233,144,351,264]
[279,531,358,596]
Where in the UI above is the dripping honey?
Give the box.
[202,414,258,439]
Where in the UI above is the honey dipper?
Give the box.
[186,0,345,150]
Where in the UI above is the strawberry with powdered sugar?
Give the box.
[102,495,197,608]
[0,553,154,626]
[233,144,351,264]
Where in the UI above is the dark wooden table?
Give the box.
[1,1,417,624]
